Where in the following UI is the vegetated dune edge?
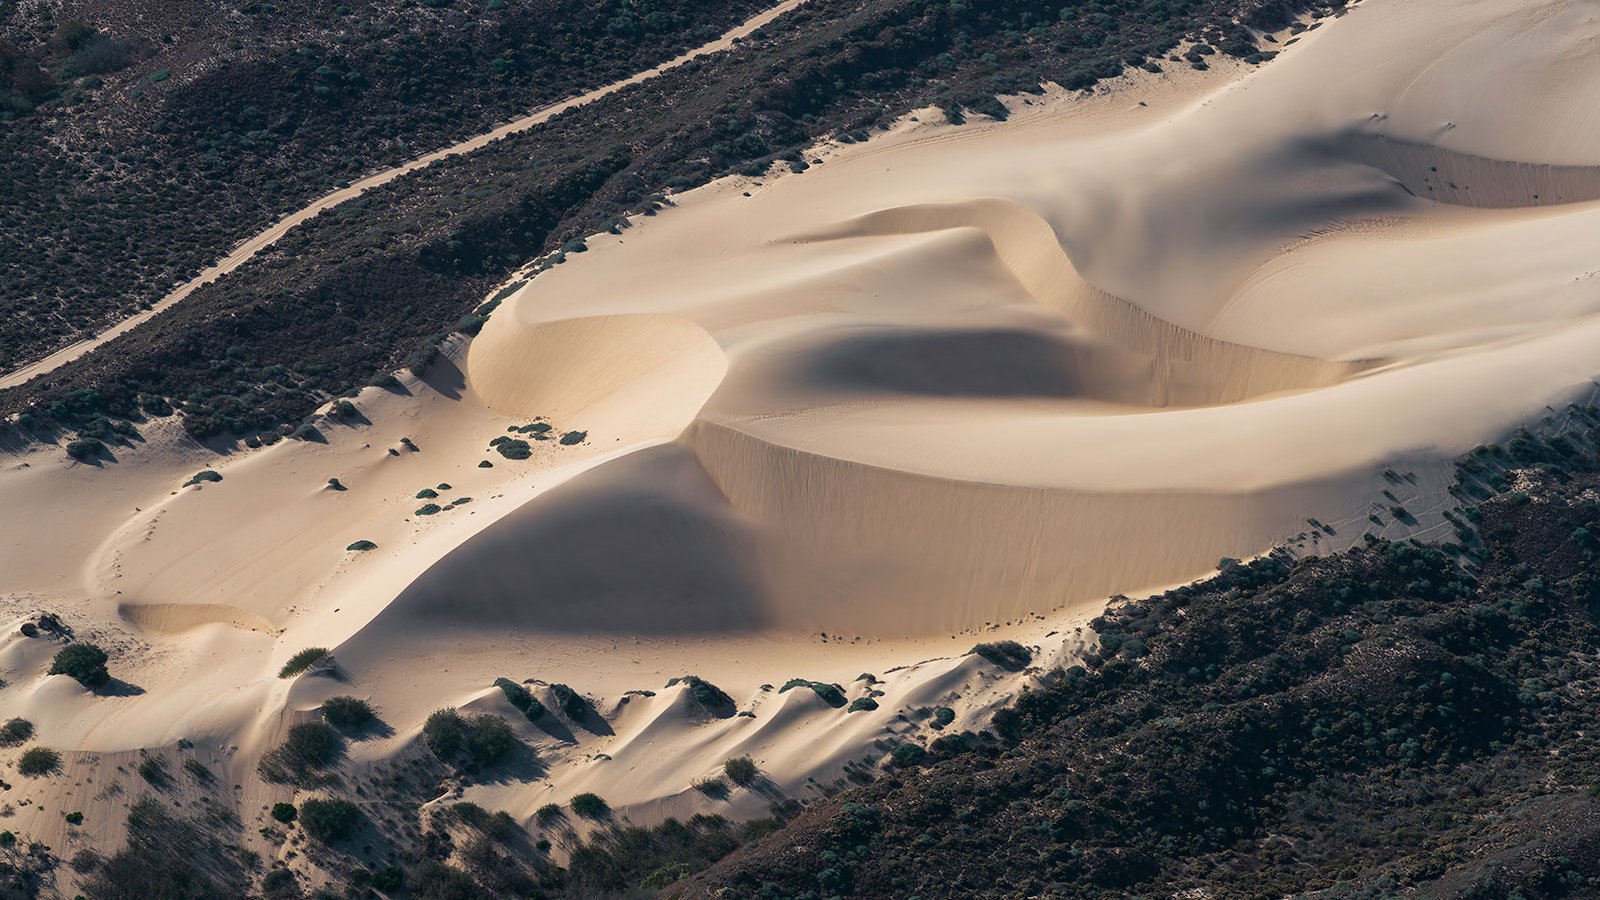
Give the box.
[2,0,1600,889]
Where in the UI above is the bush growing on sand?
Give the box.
[888,742,927,768]
[693,776,730,799]
[495,438,532,460]
[495,677,546,721]
[932,706,956,729]
[848,697,879,713]
[259,722,342,783]
[18,747,60,776]
[321,696,376,730]
[0,718,33,747]
[50,643,110,688]
[970,640,1032,671]
[560,430,588,445]
[182,470,222,487]
[345,539,377,551]
[65,438,106,461]
[723,756,757,787]
[779,679,847,708]
[270,802,296,823]
[278,647,330,678]
[452,802,520,841]
[424,709,516,767]
[416,488,439,499]
[416,503,442,516]
[570,792,610,820]
[550,683,593,721]
[298,798,360,843]
[536,803,565,826]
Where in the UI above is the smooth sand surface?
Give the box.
[3,0,1599,881]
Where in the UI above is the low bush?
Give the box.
[415,503,442,516]
[570,792,610,820]
[536,803,565,826]
[452,802,520,841]
[0,718,34,747]
[848,697,879,713]
[778,679,846,708]
[321,696,376,730]
[559,430,588,445]
[970,640,1032,671]
[423,709,516,768]
[182,470,223,487]
[494,677,546,721]
[65,438,106,462]
[495,439,532,460]
[258,721,341,783]
[270,802,296,823]
[298,797,360,843]
[50,643,110,688]
[18,747,60,776]
[550,683,593,721]
[277,647,329,678]
[345,539,377,551]
[723,756,757,787]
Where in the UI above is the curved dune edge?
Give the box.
[468,312,728,433]
[117,602,279,635]
[792,198,1372,404]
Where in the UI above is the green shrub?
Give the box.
[50,643,110,687]
[321,696,376,729]
[495,677,546,721]
[551,683,592,720]
[278,647,329,678]
[424,708,466,758]
[65,438,106,461]
[416,503,442,516]
[932,706,956,728]
[345,540,377,551]
[693,776,729,799]
[848,697,879,713]
[559,430,588,445]
[270,802,296,823]
[970,640,1032,671]
[416,488,439,499]
[259,721,341,783]
[182,470,223,487]
[723,756,757,786]
[18,747,59,776]
[570,792,610,819]
[889,743,927,768]
[424,709,516,767]
[298,798,360,843]
[778,679,846,707]
[0,718,34,747]
[536,803,565,826]
[495,439,532,460]
[64,811,83,825]
[371,866,403,890]
[452,802,519,841]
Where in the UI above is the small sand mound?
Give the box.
[118,602,278,635]
[468,313,726,440]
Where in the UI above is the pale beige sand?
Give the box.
[3,0,1599,883]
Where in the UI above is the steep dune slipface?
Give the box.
[460,0,1600,639]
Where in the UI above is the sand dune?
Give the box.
[4,0,1600,881]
